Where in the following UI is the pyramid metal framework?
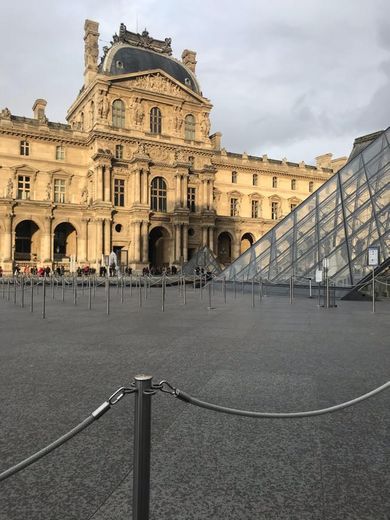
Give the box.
[182,246,222,275]
[219,128,390,286]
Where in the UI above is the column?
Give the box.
[141,221,149,263]
[80,218,89,262]
[183,224,188,262]
[134,221,141,262]
[182,174,188,208]
[95,218,103,263]
[202,226,208,247]
[207,181,213,210]
[233,237,240,260]
[96,165,104,200]
[176,174,182,207]
[134,170,141,203]
[142,170,149,205]
[41,216,52,262]
[203,180,208,210]
[128,173,134,206]
[175,224,181,262]
[104,166,111,202]
[209,226,214,253]
[3,213,13,261]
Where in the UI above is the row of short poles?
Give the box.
[0,272,328,319]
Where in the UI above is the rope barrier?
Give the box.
[172,381,390,419]
[0,385,135,482]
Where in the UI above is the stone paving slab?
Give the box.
[0,286,389,519]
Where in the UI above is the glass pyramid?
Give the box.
[182,246,222,275]
[219,128,390,286]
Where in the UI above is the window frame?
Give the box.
[150,107,162,134]
[272,176,278,188]
[184,114,196,140]
[112,99,125,128]
[113,178,125,207]
[232,171,237,184]
[309,181,314,192]
[150,176,167,212]
[187,186,196,212]
[55,145,65,161]
[230,197,239,216]
[291,178,297,190]
[115,144,124,160]
[253,174,258,186]
[251,199,259,218]
[20,140,30,156]
[53,178,66,203]
[17,175,31,200]
[271,201,279,220]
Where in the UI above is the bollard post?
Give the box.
[21,276,25,308]
[7,279,10,301]
[233,277,236,299]
[138,276,142,308]
[318,282,321,307]
[106,278,110,315]
[161,274,165,312]
[42,279,46,319]
[62,276,65,302]
[289,276,293,304]
[309,278,312,298]
[132,375,153,520]
[121,277,124,304]
[223,276,226,304]
[207,279,214,310]
[88,276,92,310]
[372,267,375,314]
[183,276,186,305]
[13,276,17,305]
[30,277,34,312]
[51,275,55,300]
[144,276,147,301]
[82,275,85,296]
[93,275,96,298]
[326,275,330,309]
[193,270,196,291]
[200,274,203,300]
[251,278,255,308]
[130,274,133,297]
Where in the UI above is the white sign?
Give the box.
[367,247,379,266]
[315,269,323,282]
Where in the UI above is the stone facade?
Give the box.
[0,20,346,273]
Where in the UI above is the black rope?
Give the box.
[174,381,390,419]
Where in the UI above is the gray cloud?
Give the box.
[0,0,389,164]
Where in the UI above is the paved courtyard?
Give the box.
[0,281,389,519]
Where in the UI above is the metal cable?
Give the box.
[0,385,134,482]
[174,381,390,419]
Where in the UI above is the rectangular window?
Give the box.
[55,145,65,160]
[230,197,238,216]
[272,176,277,188]
[251,200,259,218]
[114,178,125,207]
[54,179,66,203]
[17,175,31,200]
[20,141,29,156]
[187,187,196,212]
[271,201,279,220]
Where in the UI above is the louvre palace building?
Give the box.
[0,20,347,273]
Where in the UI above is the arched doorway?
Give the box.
[148,227,170,270]
[217,232,233,265]
[240,233,254,254]
[15,220,40,261]
[54,223,77,260]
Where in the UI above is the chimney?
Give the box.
[84,19,99,86]
[32,99,47,120]
[210,132,222,150]
[181,49,197,74]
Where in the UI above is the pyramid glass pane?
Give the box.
[218,128,390,286]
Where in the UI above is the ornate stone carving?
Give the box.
[97,90,109,119]
[117,24,172,56]
[81,185,88,204]
[131,97,144,127]
[131,73,188,99]
[0,107,11,120]
[200,112,211,137]
[45,183,51,201]
[6,178,13,198]
[174,106,183,132]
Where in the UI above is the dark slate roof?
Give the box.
[101,45,200,94]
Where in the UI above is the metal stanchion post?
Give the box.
[309,278,312,298]
[289,276,292,304]
[233,277,236,299]
[251,278,255,308]
[132,375,153,520]
[223,276,226,304]
[82,275,85,296]
[62,276,65,302]
[13,276,17,305]
[161,275,165,312]
[193,270,196,291]
[121,277,124,304]
[326,275,329,309]
[208,279,212,309]
[7,279,10,301]
[318,282,321,307]
[21,276,25,308]
[372,267,375,314]
[106,278,110,315]
[138,276,142,308]
[130,274,133,297]
[88,277,92,310]
[93,275,96,298]
[51,275,54,300]
[183,276,186,305]
[200,274,203,300]
[30,277,34,312]
[42,279,46,319]
[144,276,147,301]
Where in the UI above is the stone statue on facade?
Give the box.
[200,112,211,137]
[6,178,13,198]
[0,107,11,120]
[81,185,88,204]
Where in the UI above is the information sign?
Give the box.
[367,246,379,267]
[315,269,323,282]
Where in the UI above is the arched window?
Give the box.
[272,176,278,188]
[253,174,258,186]
[150,177,167,212]
[291,179,296,190]
[309,181,314,192]
[185,114,195,140]
[150,107,162,134]
[232,171,237,184]
[112,99,125,128]
[115,144,123,159]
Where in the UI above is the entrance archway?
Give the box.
[15,220,40,261]
[240,232,254,254]
[54,223,77,260]
[148,227,170,270]
[217,232,233,265]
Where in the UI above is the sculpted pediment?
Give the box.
[111,71,203,103]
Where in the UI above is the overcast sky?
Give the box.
[1,0,389,164]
